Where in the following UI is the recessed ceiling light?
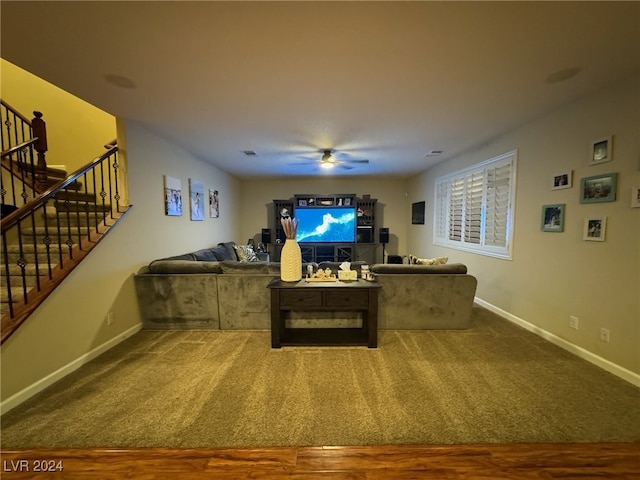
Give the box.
[103,74,136,89]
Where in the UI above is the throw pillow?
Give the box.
[409,255,448,265]
[192,248,219,262]
[234,244,259,262]
[210,245,233,261]
[218,242,238,261]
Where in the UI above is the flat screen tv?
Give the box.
[295,207,356,243]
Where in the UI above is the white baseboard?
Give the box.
[474,297,640,388]
[1,324,142,415]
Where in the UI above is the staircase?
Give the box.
[1,169,107,301]
[1,102,131,343]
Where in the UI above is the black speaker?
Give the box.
[379,227,389,244]
[261,228,272,244]
[388,255,403,264]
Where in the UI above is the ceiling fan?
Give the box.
[289,149,369,170]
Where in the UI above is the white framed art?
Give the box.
[589,136,613,166]
[189,178,205,221]
[583,216,607,242]
[552,171,572,190]
[163,175,182,216]
[209,189,219,218]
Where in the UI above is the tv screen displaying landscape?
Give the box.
[295,207,356,243]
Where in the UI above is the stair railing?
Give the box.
[1,142,127,344]
[1,101,49,197]
[1,139,40,212]
[1,100,33,151]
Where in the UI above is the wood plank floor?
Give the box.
[2,443,639,479]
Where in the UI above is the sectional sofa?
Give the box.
[133,243,478,331]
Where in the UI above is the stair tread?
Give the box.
[1,286,33,303]
[43,207,107,218]
[2,243,74,252]
[1,264,57,275]
[53,191,99,201]
[18,228,97,238]
[53,201,112,212]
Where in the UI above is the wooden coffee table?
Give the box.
[267,278,380,348]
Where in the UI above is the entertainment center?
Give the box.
[271,194,378,264]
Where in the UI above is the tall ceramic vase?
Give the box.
[280,238,302,282]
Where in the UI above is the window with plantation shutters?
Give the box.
[433,150,517,259]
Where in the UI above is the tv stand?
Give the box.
[301,244,354,263]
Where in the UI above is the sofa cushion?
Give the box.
[370,263,468,274]
[234,244,259,262]
[148,260,223,274]
[158,252,197,261]
[267,262,281,275]
[220,260,270,274]
[192,247,220,262]
[215,243,237,261]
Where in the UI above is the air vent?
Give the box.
[243,150,257,156]
[425,150,443,157]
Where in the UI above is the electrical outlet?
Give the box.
[569,316,579,330]
[106,312,114,326]
[600,328,610,342]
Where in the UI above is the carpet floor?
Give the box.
[2,307,639,448]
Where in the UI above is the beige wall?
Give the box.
[1,59,116,170]
[407,74,640,376]
[1,121,240,407]
[237,177,410,262]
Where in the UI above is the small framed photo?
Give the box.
[541,204,565,232]
[344,198,351,206]
[583,216,607,242]
[579,172,617,203]
[589,135,613,165]
[632,185,640,208]
[298,199,307,207]
[552,171,572,190]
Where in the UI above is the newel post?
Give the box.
[31,111,48,190]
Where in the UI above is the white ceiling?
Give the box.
[2,1,639,179]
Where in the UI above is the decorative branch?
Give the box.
[281,217,299,240]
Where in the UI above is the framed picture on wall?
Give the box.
[583,216,607,241]
[209,189,219,218]
[552,171,572,190]
[163,175,182,216]
[189,178,205,221]
[579,172,617,203]
[411,201,425,224]
[589,135,613,165]
[541,204,565,232]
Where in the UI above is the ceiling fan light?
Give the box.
[321,150,333,162]
[320,161,334,169]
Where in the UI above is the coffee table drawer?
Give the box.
[325,290,369,308]
[279,290,323,307]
